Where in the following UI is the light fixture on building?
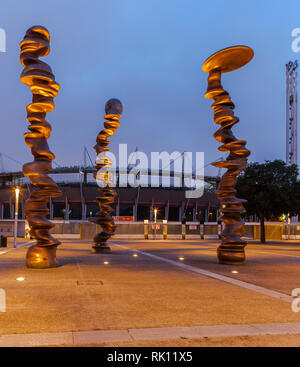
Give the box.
[154,208,158,222]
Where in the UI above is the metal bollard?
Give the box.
[144,220,149,240]
[163,220,167,240]
[200,220,204,240]
[181,224,186,240]
[217,220,222,239]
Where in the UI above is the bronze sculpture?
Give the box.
[89,99,122,253]
[19,26,61,268]
[202,46,253,264]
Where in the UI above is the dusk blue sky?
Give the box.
[0,0,299,176]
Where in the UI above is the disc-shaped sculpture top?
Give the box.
[202,46,254,73]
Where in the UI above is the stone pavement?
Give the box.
[0,238,300,346]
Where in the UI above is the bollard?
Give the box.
[200,220,204,240]
[144,220,149,240]
[181,224,186,240]
[163,220,167,240]
[217,220,222,239]
[181,218,186,240]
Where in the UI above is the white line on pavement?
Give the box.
[111,243,292,303]
[255,250,300,258]
[132,240,300,259]
[182,241,300,259]
[0,241,34,255]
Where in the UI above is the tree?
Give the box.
[236,160,300,243]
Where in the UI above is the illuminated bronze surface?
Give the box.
[203,46,253,264]
[19,26,61,268]
[89,99,122,253]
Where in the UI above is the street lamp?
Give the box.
[154,208,158,240]
[14,187,20,248]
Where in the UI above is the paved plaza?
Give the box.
[0,238,300,346]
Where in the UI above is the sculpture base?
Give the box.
[217,243,246,265]
[26,245,58,269]
[92,244,111,253]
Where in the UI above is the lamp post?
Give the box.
[14,187,20,248]
[154,208,157,240]
[287,213,291,240]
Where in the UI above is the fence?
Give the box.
[0,220,26,237]
[0,220,297,241]
[79,221,280,241]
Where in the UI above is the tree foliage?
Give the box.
[236,160,300,242]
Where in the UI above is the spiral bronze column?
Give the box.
[202,46,253,264]
[19,26,61,268]
[89,99,122,253]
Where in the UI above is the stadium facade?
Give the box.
[0,167,221,222]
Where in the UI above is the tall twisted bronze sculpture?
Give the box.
[202,46,253,264]
[89,99,122,253]
[19,26,61,268]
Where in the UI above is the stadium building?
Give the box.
[0,166,221,223]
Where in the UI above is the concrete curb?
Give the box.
[1,322,300,346]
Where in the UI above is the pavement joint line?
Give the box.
[0,241,34,256]
[111,243,293,304]
[1,322,300,346]
[128,330,135,342]
[75,260,100,324]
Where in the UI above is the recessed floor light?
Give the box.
[16,277,25,281]
[231,270,239,274]
[103,261,109,265]
[133,253,138,258]
[179,257,184,261]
